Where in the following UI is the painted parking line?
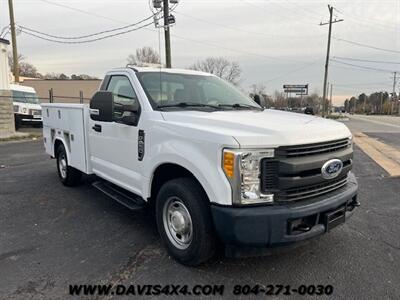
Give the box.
[353,132,400,177]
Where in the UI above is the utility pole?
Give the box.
[320,5,343,117]
[392,72,398,115]
[363,94,367,113]
[163,0,171,68]
[8,0,19,83]
[329,83,333,115]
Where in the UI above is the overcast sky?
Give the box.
[1,0,399,105]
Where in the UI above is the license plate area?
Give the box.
[323,205,346,232]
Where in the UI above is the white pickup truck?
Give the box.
[42,67,359,266]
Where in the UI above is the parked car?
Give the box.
[42,67,359,266]
[304,106,314,115]
[10,84,42,129]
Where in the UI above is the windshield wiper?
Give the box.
[157,102,220,110]
[218,103,264,110]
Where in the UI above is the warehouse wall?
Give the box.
[23,79,102,103]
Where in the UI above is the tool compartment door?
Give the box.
[42,104,89,173]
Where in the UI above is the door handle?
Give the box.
[92,124,102,132]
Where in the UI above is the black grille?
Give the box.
[278,176,348,202]
[279,138,351,158]
[260,138,353,203]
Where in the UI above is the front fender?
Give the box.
[142,139,234,206]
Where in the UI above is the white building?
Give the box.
[0,38,15,137]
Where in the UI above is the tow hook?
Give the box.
[347,197,361,211]
[351,198,361,207]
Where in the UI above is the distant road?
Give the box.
[343,114,400,133]
[351,114,400,127]
[340,114,400,173]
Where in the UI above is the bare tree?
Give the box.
[127,47,161,66]
[8,53,24,69]
[250,83,267,96]
[273,90,287,109]
[8,53,42,78]
[188,57,242,85]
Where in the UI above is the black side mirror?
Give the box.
[90,91,114,122]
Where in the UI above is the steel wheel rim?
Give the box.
[58,153,67,179]
[163,197,193,250]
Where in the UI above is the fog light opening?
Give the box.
[288,215,317,235]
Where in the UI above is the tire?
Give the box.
[156,178,217,266]
[56,144,82,186]
[14,115,21,130]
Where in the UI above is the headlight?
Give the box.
[223,149,275,205]
[347,135,354,150]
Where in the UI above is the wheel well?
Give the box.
[54,139,63,157]
[149,163,204,208]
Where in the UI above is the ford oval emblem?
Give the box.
[321,159,343,179]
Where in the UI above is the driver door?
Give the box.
[88,74,143,195]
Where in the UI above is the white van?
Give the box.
[10,84,42,129]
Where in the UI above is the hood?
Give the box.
[13,102,42,110]
[161,109,351,147]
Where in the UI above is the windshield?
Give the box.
[136,72,261,111]
[12,90,40,104]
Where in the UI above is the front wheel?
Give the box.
[56,144,82,186]
[14,115,21,130]
[156,178,217,266]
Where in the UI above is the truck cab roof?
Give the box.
[9,83,37,94]
[109,66,214,77]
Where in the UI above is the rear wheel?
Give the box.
[56,144,82,186]
[156,178,217,266]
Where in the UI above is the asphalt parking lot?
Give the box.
[1,124,399,299]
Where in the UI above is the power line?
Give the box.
[282,0,322,19]
[241,0,317,25]
[333,56,400,65]
[333,37,400,54]
[174,11,324,39]
[169,32,306,64]
[334,81,393,87]
[20,21,155,44]
[24,0,315,65]
[38,0,125,24]
[18,15,157,40]
[330,59,399,73]
[0,26,9,37]
[263,59,321,83]
[332,4,399,32]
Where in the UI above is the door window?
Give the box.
[106,76,139,118]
